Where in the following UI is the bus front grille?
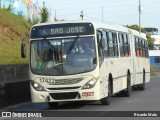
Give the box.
[48,77,84,85]
[49,92,78,100]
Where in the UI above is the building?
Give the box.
[145,27,160,50]
[149,50,160,66]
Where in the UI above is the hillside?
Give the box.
[0,9,32,64]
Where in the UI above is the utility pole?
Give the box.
[139,0,143,34]
[43,1,45,8]
[80,10,83,20]
[54,10,57,20]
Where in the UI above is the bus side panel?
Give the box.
[108,58,119,94]
[116,57,132,92]
[99,59,109,99]
[99,57,119,98]
[135,57,143,85]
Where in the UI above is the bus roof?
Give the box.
[32,20,129,33]
[32,20,146,39]
[129,28,146,39]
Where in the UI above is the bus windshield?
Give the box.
[30,37,96,75]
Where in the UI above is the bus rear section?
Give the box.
[129,29,150,89]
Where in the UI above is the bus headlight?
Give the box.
[82,79,97,89]
[30,80,46,91]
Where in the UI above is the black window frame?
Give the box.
[118,32,130,57]
[134,36,149,58]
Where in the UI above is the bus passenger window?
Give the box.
[139,39,142,57]
[97,31,103,57]
[119,33,124,56]
[142,40,145,57]
[123,34,128,56]
[102,31,109,57]
[135,37,139,57]
[113,32,119,57]
[108,31,114,57]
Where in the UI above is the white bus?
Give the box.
[21,21,150,108]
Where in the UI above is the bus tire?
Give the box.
[132,86,138,91]
[139,72,145,90]
[124,74,131,97]
[48,102,58,108]
[100,80,111,105]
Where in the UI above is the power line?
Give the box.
[57,11,79,17]
[47,0,130,6]
[49,3,136,11]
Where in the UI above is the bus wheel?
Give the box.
[48,102,58,108]
[132,86,138,91]
[139,72,145,90]
[124,74,131,97]
[100,80,111,105]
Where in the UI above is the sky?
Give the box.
[37,0,160,34]
[1,0,159,33]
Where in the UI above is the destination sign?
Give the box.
[30,23,94,38]
[38,26,86,36]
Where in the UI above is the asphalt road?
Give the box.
[1,76,160,120]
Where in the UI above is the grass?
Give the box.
[150,64,160,76]
[0,9,32,64]
[150,64,160,72]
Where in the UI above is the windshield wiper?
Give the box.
[42,38,57,51]
[67,36,79,54]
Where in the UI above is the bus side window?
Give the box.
[119,33,124,56]
[127,34,131,56]
[142,39,145,57]
[113,32,119,57]
[108,31,114,57]
[135,37,139,57]
[123,34,129,56]
[102,31,109,57]
[139,39,142,57]
[97,30,103,57]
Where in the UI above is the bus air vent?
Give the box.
[49,92,78,100]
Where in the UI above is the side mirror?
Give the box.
[100,38,106,49]
[21,43,26,58]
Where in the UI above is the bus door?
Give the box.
[97,29,109,97]
[97,29,118,94]
[129,30,136,85]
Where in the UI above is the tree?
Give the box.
[146,34,154,50]
[6,4,12,11]
[126,24,154,50]
[32,17,40,25]
[40,7,49,23]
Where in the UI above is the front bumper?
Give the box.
[30,84,101,103]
